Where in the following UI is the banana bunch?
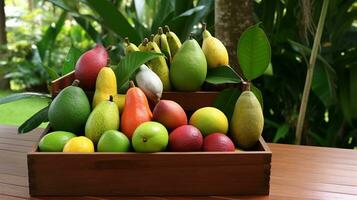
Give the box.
[124,25,182,91]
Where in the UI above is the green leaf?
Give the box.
[151,0,175,32]
[264,63,273,76]
[351,65,357,119]
[86,0,141,44]
[115,51,163,89]
[251,85,264,109]
[73,16,100,43]
[0,92,51,105]
[37,11,67,62]
[273,123,290,142]
[44,66,59,80]
[237,24,271,80]
[213,88,241,121]
[62,46,82,75]
[18,106,49,134]
[171,5,205,20]
[205,66,241,85]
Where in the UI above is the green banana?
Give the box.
[124,37,139,55]
[153,27,171,63]
[164,25,182,58]
[145,35,171,91]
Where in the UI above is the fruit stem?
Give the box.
[149,34,154,42]
[142,38,149,46]
[164,25,170,33]
[189,33,194,40]
[72,79,80,86]
[158,27,163,35]
[129,80,135,88]
[109,95,113,102]
[124,37,130,45]
[241,81,251,91]
[106,45,113,51]
[202,22,207,30]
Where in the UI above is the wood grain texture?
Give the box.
[1,125,357,199]
[28,129,271,196]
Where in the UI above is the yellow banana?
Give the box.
[153,27,171,63]
[124,37,139,55]
[138,38,149,52]
[144,35,171,91]
[164,25,182,58]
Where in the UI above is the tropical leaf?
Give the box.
[151,0,175,33]
[237,24,271,80]
[213,88,241,121]
[44,66,59,80]
[273,123,290,142]
[251,85,264,109]
[0,93,51,105]
[62,46,82,75]
[115,51,163,89]
[18,106,49,134]
[86,0,141,44]
[205,66,241,85]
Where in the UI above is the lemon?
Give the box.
[189,107,228,136]
[63,136,94,153]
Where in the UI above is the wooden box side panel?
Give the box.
[28,153,270,196]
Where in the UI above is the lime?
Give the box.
[38,131,76,152]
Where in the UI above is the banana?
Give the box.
[144,35,171,91]
[164,25,182,58]
[153,27,171,63]
[124,37,139,55]
[138,38,149,52]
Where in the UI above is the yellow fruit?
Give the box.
[113,94,126,113]
[189,107,228,136]
[124,37,139,55]
[230,91,264,149]
[92,67,117,108]
[201,23,229,68]
[63,136,94,152]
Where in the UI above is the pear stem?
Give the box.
[189,33,194,40]
[106,45,113,51]
[129,80,135,88]
[109,95,113,102]
[202,22,207,31]
[72,79,80,86]
[241,81,251,91]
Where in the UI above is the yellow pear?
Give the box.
[92,67,117,108]
[201,23,229,68]
[230,90,264,149]
[113,94,126,113]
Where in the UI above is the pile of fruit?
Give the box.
[38,25,264,153]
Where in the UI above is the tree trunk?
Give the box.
[0,0,9,90]
[0,0,6,44]
[215,0,253,72]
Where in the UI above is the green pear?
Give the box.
[230,91,264,149]
[170,37,207,91]
[85,96,119,143]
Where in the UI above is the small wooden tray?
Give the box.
[51,71,219,111]
[28,126,271,196]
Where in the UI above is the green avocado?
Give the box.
[48,85,91,133]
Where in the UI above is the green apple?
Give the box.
[132,121,168,152]
[97,130,130,152]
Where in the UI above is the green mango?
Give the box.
[48,85,91,133]
[85,96,119,143]
[170,38,207,91]
[230,91,264,149]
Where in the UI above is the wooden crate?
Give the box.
[28,127,271,196]
[51,71,219,111]
[28,72,271,196]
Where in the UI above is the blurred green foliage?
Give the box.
[0,0,356,148]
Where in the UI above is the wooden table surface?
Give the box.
[1,125,357,200]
